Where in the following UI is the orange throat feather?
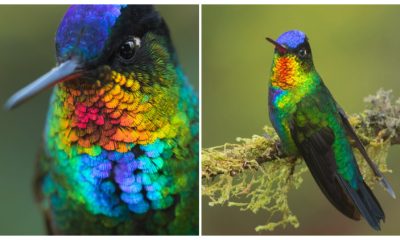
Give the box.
[271,55,301,90]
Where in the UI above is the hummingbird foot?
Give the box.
[274,141,284,157]
[286,156,298,183]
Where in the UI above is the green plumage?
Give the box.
[290,83,360,186]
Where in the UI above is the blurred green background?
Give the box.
[0,5,198,235]
[202,5,400,235]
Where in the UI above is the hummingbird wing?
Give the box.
[337,107,396,199]
[288,90,384,230]
[289,123,360,220]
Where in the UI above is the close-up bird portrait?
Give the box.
[0,5,199,235]
[202,5,400,235]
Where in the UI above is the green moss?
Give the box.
[202,128,308,231]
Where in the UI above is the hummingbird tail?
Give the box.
[337,175,385,231]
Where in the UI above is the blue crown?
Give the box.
[276,30,306,49]
[55,5,127,62]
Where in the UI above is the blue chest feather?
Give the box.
[43,139,175,218]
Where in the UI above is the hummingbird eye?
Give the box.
[119,41,136,60]
[118,37,141,62]
[298,48,307,58]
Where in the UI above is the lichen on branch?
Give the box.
[202,89,400,232]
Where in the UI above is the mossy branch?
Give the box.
[202,89,400,232]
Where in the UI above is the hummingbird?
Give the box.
[5,5,198,235]
[266,30,395,230]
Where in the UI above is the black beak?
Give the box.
[5,59,83,110]
[266,37,288,54]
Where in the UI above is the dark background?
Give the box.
[202,5,400,235]
[0,5,198,234]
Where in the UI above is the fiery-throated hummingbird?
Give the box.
[267,30,394,230]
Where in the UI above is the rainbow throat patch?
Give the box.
[43,66,196,217]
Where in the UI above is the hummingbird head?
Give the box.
[5,5,177,110]
[5,4,190,152]
[267,30,314,89]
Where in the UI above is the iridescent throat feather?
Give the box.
[271,54,305,90]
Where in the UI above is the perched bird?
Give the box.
[266,30,395,230]
[5,5,198,235]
